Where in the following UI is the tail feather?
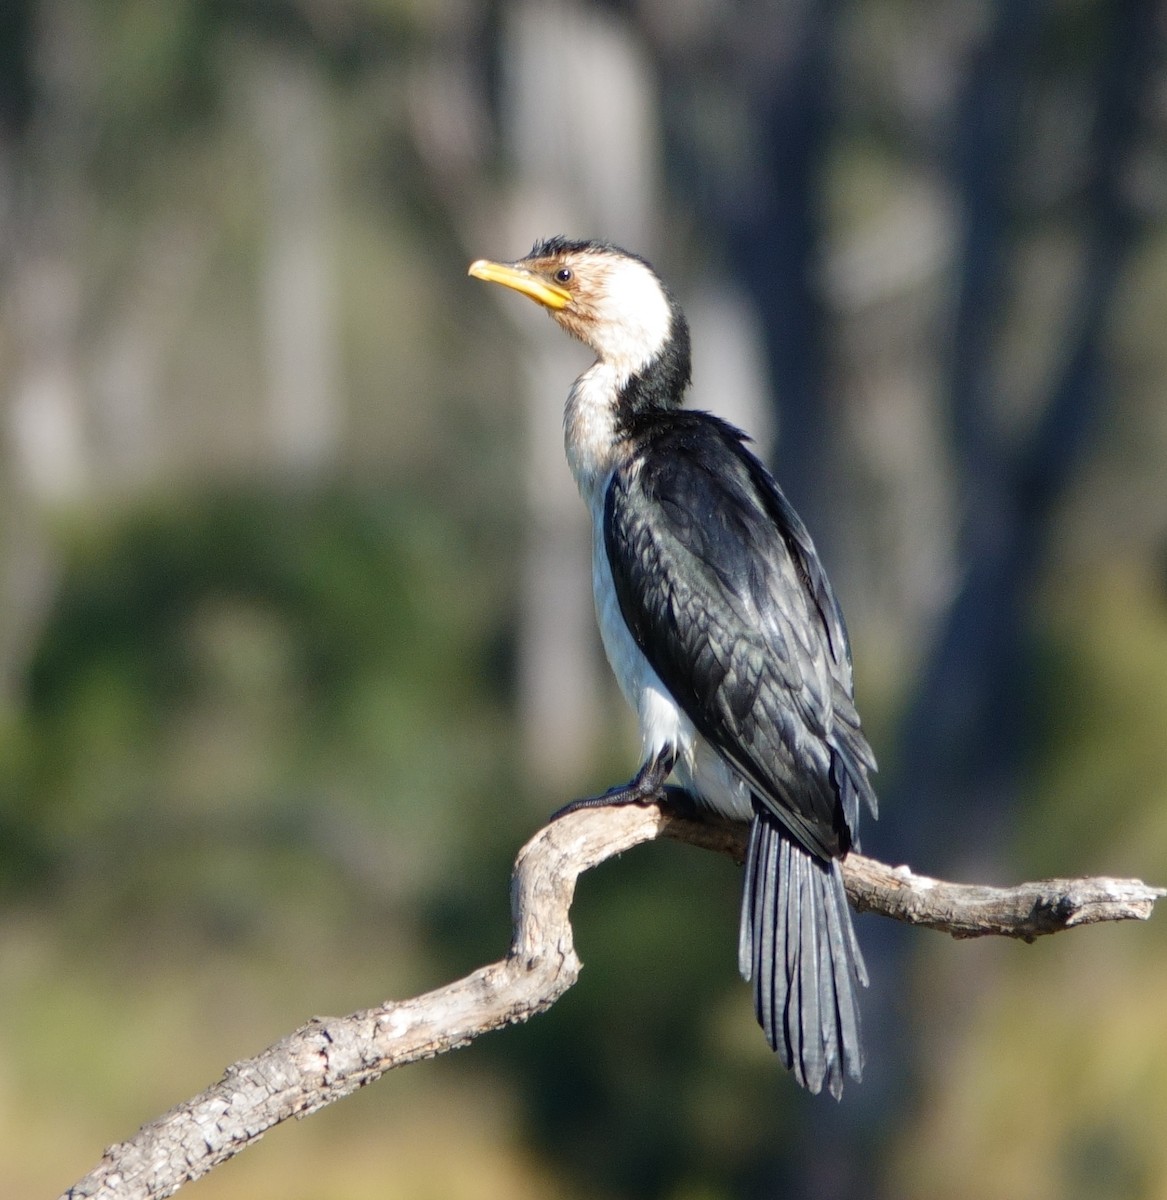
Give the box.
[739,811,866,1098]
[796,850,824,1089]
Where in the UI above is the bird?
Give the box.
[469,237,878,1098]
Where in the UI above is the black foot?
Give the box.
[552,746,678,821]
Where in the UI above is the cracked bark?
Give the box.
[62,801,1164,1200]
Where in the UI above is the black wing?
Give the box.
[604,412,876,858]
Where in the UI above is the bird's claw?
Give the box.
[551,748,682,821]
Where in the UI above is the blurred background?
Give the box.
[2,1,1167,1197]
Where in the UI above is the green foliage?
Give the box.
[3,486,521,922]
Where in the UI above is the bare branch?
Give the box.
[838,851,1164,940]
[62,802,1164,1200]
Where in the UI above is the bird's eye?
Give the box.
[554,267,573,284]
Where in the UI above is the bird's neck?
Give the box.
[564,360,625,508]
[563,335,691,507]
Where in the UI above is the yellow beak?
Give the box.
[468,259,572,311]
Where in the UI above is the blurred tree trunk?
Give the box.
[5,0,91,504]
[251,48,343,477]
[887,0,1154,875]
[497,0,658,791]
[89,218,203,489]
[0,0,93,705]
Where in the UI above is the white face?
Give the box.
[533,249,675,378]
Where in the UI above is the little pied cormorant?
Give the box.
[469,237,878,1098]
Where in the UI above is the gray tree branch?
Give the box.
[62,802,1164,1200]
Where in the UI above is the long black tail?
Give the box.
[738,811,867,1098]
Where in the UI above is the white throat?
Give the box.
[564,361,626,507]
[560,255,674,505]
